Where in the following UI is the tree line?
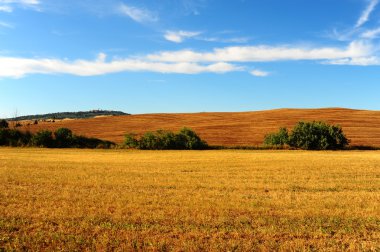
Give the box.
[124,128,208,150]
[0,118,352,150]
[8,110,129,121]
[0,120,114,149]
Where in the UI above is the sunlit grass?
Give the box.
[0,148,379,251]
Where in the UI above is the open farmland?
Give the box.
[20,108,380,147]
[0,148,379,251]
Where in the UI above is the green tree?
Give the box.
[54,128,73,148]
[177,127,208,150]
[139,131,161,150]
[124,133,139,148]
[32,130,54,148]
[288,121,349,150]
[264,127,289,147]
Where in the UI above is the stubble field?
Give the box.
[0,148,379,251]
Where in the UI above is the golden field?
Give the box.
[20,108,380,147]
[0,148,379,251]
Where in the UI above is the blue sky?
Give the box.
[1,0,380,117]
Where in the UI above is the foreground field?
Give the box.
[0,149,379,251]
[21,108,380,146]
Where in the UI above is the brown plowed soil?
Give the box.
[19,108,380,146]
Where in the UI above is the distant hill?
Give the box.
[19,108,380,147]
[9,110,129,121]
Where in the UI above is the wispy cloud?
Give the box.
[0,21,13,28]
[0,0,39,4]
[0,5,12,12]
[325,56,380,66]
[329,0,379,41]
[200,36,249,43]
[355,0,378,28]
[118,3,158,23]
[147,41,372,63]
[0,53,241,78]
[180,0,207,15]
[0,0,40,12]
[250,69,270,77]
[361,27,380,38]
[164,30,201,43]
[164,30,249,44]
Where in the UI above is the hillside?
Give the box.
[19,108,380,147]
[8,110,128,121]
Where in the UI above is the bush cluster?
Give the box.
[0,119,9,129]
[0,125,114,149]
[263,127,289,147]
[124,128,208,150]
[264,121,349,150]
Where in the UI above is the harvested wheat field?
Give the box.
[20,108,380,147]
[0,148,379,251]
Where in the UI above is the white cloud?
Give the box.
[0,5,12,12]
[355,0,378,28]
[325,56,380,66]
[250,69,270,77]
[0,0,39,4]
[147,41,372,63]
[361,27,380,38]
[118,4,158,23]
[164,30,201,43]
[0,0,39,12]
[0,53,241,78]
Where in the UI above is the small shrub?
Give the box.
[124,133,139,148]
[264,127,289,147]
[72,135,115,149]
[0,129,31,147]
[0,120,9,129]
[0,128,9,145]
[54,128,73,148]
[31,130,54,148]
[139,132,161,150]
[177,128,208,150]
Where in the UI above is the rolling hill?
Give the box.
[18,108,380,147]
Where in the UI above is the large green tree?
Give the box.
[288,121,349,150]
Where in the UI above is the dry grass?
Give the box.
[0,148,379,251]
[20,108,380,147]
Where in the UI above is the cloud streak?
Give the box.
[118,3,158,23]
[361,27,380,38]
[250,69,270,77]
[164,30,201,43]
[0,0,39,12]
[0,5,12,12]
[0,53,241,78]
[147,41,372,63]
[355,0,378,28]
[325,56,380,66]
